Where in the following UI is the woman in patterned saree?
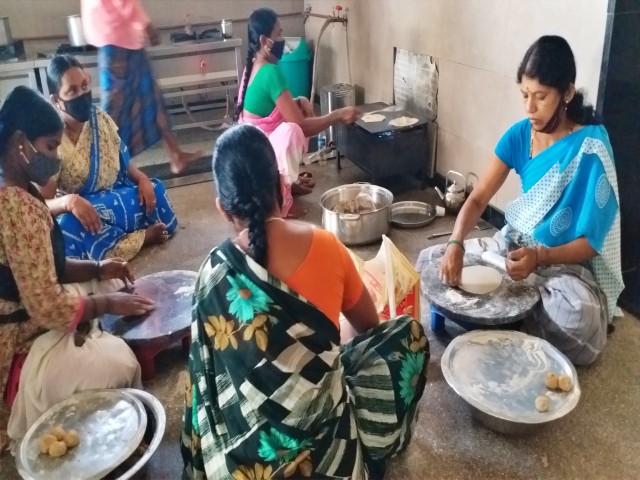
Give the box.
[0,86,155,452]
[417,36,623,366]
[41,55,177,261]
[181,124,429,479]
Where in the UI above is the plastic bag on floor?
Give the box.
[347,235,420,320]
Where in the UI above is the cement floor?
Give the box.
[1,156,639,479]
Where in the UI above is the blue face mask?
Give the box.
[21,141,62,186]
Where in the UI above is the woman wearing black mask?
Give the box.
[237,8,359,217]
[0,86,155,450]
[41,55,178,262]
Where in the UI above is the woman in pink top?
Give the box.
[81,0,201,173]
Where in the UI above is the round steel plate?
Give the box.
[390,201,436,228]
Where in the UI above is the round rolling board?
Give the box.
[100,270,197,380]
[16,389,147,480]
[421,249,540,334]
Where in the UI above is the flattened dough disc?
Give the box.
[388,116,419,127]
[361,113,386,123]
[459,265,503,294]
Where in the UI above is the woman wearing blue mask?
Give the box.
[0,86,155,450]
[237,8,359,217]
[40,55,178,262]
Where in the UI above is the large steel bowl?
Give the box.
[441,330,580,435]
[320,183,393,246]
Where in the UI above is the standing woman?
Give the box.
[237,8,359,216]
[417,36,623,366]
[42,55,177,261]
[0,87,154,450]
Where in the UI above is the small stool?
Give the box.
[101,270,197,380]
[422,252,540,334]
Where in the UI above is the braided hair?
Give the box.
[0,86,63,158]
[213,124,280,266]
[234,8,278,121]
[517,35,601,127]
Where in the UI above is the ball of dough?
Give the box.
[544,372,559,390]
[39,434,57,454]
[63,430,80,448]
[48,440,67,457]
[49,426,66,441]
[558,374,573,392]
[535,395,550,412]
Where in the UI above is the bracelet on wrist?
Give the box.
[95,261,101,280]
[447,239,465,254]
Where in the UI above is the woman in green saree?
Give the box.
[181,124,429,479]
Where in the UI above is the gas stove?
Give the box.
[0,40,25,63]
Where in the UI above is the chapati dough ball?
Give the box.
[544,372,559,390]
[558,374,573,392]
[535,395,550,412]
[63,430,80,448]
[39,434,57,454]
[49,426,66,441]
[48,440,67,457]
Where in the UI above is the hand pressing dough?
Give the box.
[459,265,503,294]
[544,372,559,390]
[39,434,57,454]
[558,374,573,392]
[63,430,80,448]
[535,395,550,412]
[49,426,66,441]
[48,440,68,458]
[361,113,386,123]
[388,116,419,128]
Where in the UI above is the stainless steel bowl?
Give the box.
[320,183,393,246]
[441,330,581,435]
[66,14,87,47]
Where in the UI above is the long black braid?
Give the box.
[213,124,280,266]
[234,8,278,121]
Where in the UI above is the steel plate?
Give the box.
[391,201,436,228]
[441,330,580,425]
[16,389,147,480]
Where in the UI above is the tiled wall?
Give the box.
[3,0,304,54]
[305,0,609,210]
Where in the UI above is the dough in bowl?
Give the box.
[459,265,503,295]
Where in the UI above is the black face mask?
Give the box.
[62,91,93,123]
[269,39,286,61]
[21,141,62,186]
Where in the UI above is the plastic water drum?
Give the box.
[278,37,311,99]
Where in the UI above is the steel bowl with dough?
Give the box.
[459,265,503,294]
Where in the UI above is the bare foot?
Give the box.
[169,150,204,174]
[143,223,170,246]
[291,182,313,196]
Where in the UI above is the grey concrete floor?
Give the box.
[1,156,639,479]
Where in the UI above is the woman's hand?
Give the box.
[146,23,161,46]
[106,292,155,316]
[68,194,102,234]
[439,243,464,286]
[99,258,136,288]
[339,106,360,124]
[137,176,157,215]
[506,247,538,281]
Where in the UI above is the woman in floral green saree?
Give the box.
[181,124,429,480]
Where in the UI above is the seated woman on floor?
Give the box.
[41,55,177,262]
[0,86,155,450]
[237,8,359,217]
[181,124,429,480]
[417,36,623,366]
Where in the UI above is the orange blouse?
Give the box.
[285,229,364,328]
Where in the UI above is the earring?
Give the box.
[564,100,569,111]
[18,145,23,153]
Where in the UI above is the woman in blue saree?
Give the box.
[181,124,428,479]
[417,36,623,366]
[41,55,177,261]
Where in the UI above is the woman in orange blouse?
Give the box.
[0,86,155,451]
